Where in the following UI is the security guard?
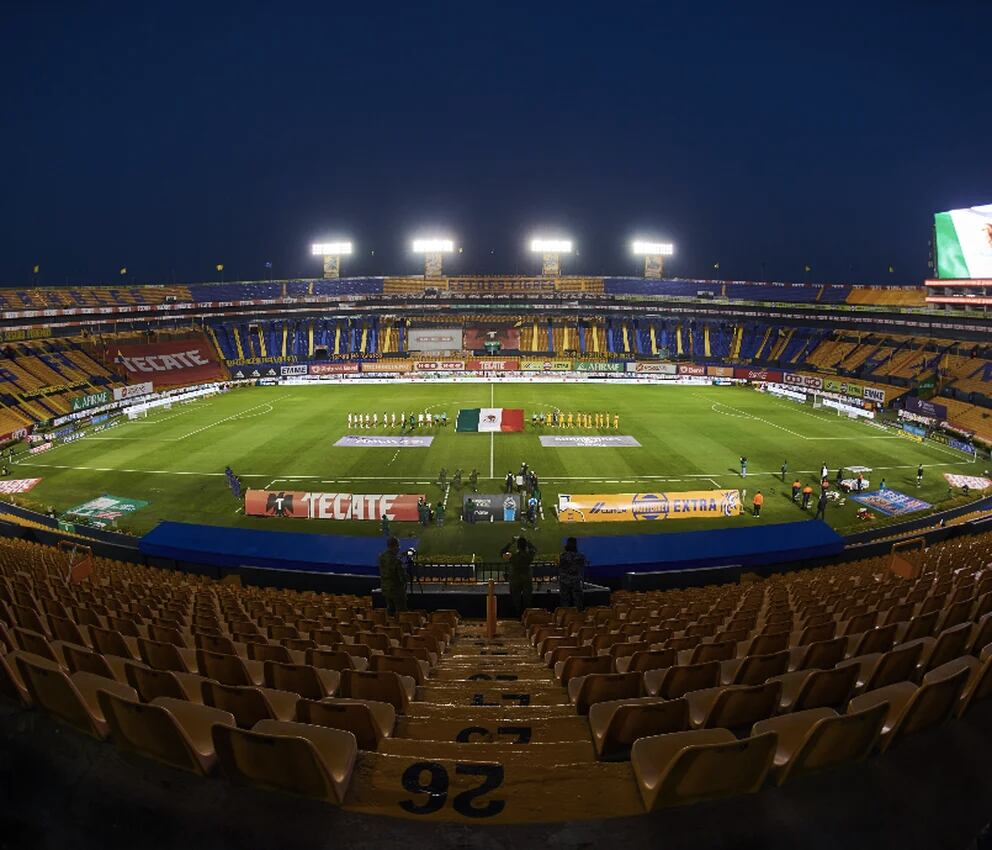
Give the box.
[378,536,407,614]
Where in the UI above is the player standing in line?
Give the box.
[347,413,353,429]
[383,411,387,428]
[373,412,379,428]
[568,412,573,428]
[613,413,619,429]
[417,412,424,428]
[426,411,433,427]
[917,464,924,486]
[391,412,397,427]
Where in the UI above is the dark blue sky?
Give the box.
[2,0,989,286]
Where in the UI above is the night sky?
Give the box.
[3,1,990,287]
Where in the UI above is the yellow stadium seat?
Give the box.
[568,671,644,715]
[685,681,781,730]
[588,697,690,761]
[201,680,300,728]
[296,697,396,750]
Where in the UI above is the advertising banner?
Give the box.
[904,396,948,421]
[362,360,413,373]
[334,435,433,447]
[784,373,823,390]
[407,328,463,352]
[863,386,886,403]
[463,493,521,523]
[629,362,678,374]
[0,478,41,494]
[539,435,641,447]
[244,490,424,521]
[113,336,225,386]
[29,442,53,455]
[733,368,783,382]
[413,361,465,372]
[310,362,360,374]
[677,364,706,376]
[944,473,991,490]
[519,359,572,372]
[706,365,734,378]
[573,361,626,373]
[465,359,520,372]
[113,382,154,401]
[557,490,741,523]
[850,489,931,517]
[71,391,109,412]
[463,325,522,351]
[824,379,863,397]
[930,432,975,454]
[66,495,150,520]
[280,364,309,377]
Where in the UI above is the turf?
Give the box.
[12,383,982,557]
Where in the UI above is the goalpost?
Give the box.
[57,540,94,584]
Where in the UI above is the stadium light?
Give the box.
[412,237,455,277]
[311,240,353,279]
[631,239,675,279]
[529,236,573,276]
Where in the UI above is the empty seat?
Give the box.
[297,698,396,750]
[568,671,643,715]
[631,729,777,810]
[720,650,789,686]
[196,648,264,686]
[138,637,196,674]
[61,643,128,683]
[752,703,887,784]
[201,680,300,728]
[16,654,137,739]
[263,661,340,699]
[124,661,205,704]
[789,637,847,672]
[838,642,924,693]
[644,661,720,699]
[588,698,690,761]
[771,665,858,713]
[99,691,235,775]
[338,669,412,713]
[307,648,368,672]
[557,654,612,685]
[615,649,676,675]
[686,682,781,730]
[212,720,357,804]
[370,654,428,685]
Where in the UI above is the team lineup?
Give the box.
[346,410,622,430]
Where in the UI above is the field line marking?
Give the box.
[170,400,277,441]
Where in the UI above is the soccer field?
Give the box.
[13,383,980,557]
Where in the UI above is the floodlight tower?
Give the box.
[530,238,573,276]
[412,238,455,277]
[311,241,353,279]
[632,240,674,279]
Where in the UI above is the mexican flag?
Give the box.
[934,204,992,279]
[456,408,525,432]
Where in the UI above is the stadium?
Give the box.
[2,217,992,848]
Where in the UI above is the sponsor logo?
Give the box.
[539,435,641,447]
[333,436,434,447]
[244,490,425,521]
[629,362,678,374]
[113,382,153,401]
[463,493,521,522]
[519,359,572,371]
[851,489,931,517]
[706,366,734,378]
[309,362,360,374]
[280,365,309,376]
[0,478,41,494]
[465,359,520,371]
[558,490,741,523]
[677,364,706,376]
[904,396,946,420]
[114,336,224,387]
[29,442,53,455]
[863,386,885,403]
[413,361,465,371]
[573,361,626,372]
[733,368,783,382]
[66,495,150,521]
[71,391,109,412]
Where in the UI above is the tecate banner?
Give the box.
[557,490,741,523]
[310,362,360,374]
[113,382,154,401]
[465,359,520,371]
[114,336,225,385]
[244,490,425,521]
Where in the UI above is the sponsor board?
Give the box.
[539,435,642,447]
[677,364,706,376]
[29,442,53,455]
[71,391,109,412]
[897,429,924,444]
[66,495,150,521]
[824,379,863,397]
[519,359,572,372]
[413,361,465,372]
[362,361,413,373]
[706,365,734,378]
[333,435,434,447]
[944,474,991,490]
[863,386,885,403]
[463,493,521,523]
[904,396,947,420]
[113,382,153,401]
[785,373,824,390]
[930,432,975,454]
[557,490,741,523]
[573,361,626,373]
[280,364,309,377]
[465,359,520,372]
[0,478,41,494]
[114,336,225,386]
[850,489,931,517]
[734,368,783,382]
[244,490,424,521]
[310,362,360,375]
[628,362,678,374]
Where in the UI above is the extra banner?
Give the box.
[557,490,741,523]
[244,490,424,521]
[519,359,572,371]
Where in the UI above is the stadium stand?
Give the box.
[2,528,991,824]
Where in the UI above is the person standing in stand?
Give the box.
[378,537,407,615]
[501,536,536,617]
[558,537,587,610]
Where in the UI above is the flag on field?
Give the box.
[456,408,525,432]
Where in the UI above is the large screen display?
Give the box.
[935,204,992,279]
[406,328,463,352]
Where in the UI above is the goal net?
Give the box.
[127,406,148,420]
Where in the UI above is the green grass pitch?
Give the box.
[13,383,981,558]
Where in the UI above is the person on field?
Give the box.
[417,497,429,527]
[879,477,886,491]
[820,463,828,481]
[378,536,407,615]
[380,513,390,536]
[917,464,924,487]
[558,537,587,609]
[815,490,828,520]
[435,501,445,527]
[505,471,514,493]
[469,468,479,492]
[740,456,748,478]
[438,467,447,489]
[752,490,763,517]
[501,536,537,617]
[452,468,463,490]
[802,484,814,510]
[781,460,788,481]
[791,479,802,502]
